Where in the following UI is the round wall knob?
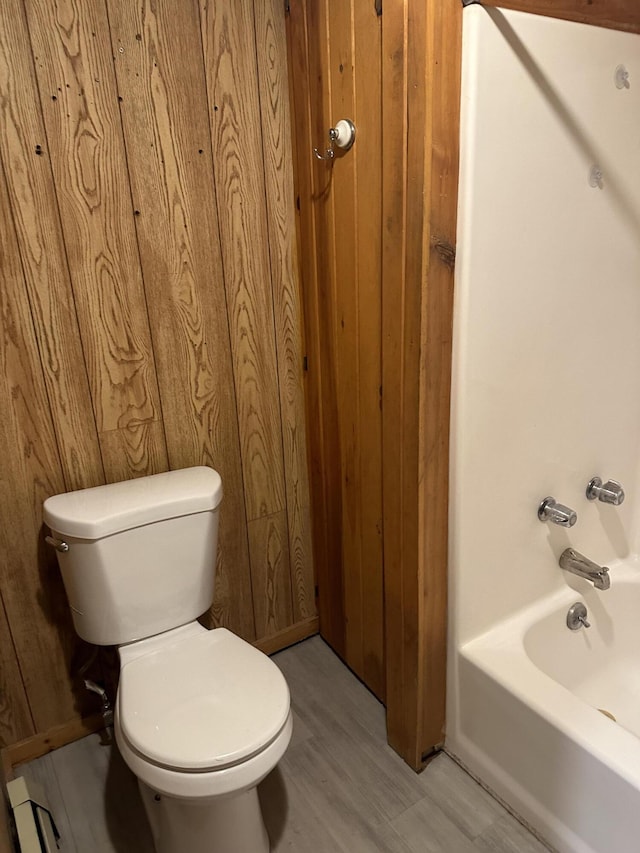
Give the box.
[333,119,356,151]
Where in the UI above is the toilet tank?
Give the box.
[43,467,223,646]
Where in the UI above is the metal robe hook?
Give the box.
[313,119,356,161]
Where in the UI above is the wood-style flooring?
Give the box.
[16,636,550,852]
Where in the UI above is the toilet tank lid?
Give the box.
[43,467,223,540]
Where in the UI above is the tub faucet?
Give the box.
[559,548,610,590]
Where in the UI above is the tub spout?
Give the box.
[559,548,610,590]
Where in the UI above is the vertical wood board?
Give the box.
[417,0,461,752]
[286,0,336,640]
[248,511,294,639]
[24,0,165,456]
[352,0,384,699]
[200,0,287,524]
[0,0,104,492]
[107,0,254,639]
[254,0,316,623]
[0,162,90,733]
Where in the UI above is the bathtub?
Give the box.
[449,558,640,853]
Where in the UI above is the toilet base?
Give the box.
[139,781,270,853]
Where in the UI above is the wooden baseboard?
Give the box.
[253,616,319,656]
[2,713,105,774]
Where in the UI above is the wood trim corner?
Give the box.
[381,0,461,770]
[253,616,319,656]
[469,0,640,34]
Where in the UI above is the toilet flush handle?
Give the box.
[45,535,69,553]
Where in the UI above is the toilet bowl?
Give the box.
[116,622,292,853]
[43,467,291,853]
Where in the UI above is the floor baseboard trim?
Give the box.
[253,616,319,656]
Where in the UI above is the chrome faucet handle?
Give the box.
[586,477,625,506]
[566,602,590,630]
[538,497,577,528]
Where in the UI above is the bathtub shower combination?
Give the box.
[448,7,640,853]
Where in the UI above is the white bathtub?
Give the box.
[450,559,640,853]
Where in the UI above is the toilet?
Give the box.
[43,466,292,853]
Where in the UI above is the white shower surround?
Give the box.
[447,7,640,853]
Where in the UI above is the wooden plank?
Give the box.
[99,422,168,484]
[418,0,461,756]
[0,0,104,492]
[305,0,347,660]
[471,0,640,34]
[381,0,414,764]
[200,0,287,524]
[0,595,33,751]
[23,0,167,475]
[382,0,460,768]
[0,160,89,735]
[105,0,254,640]
[254,0,316,624]
[248,511,294,640]
[253,616,319,656]
[327,0,365,686]
[286,0,339,646]
[5,715,105,771]
[352,0,384,701]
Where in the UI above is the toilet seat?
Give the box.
[116,711,293,800]
[117,626,290,773]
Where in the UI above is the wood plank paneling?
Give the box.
[349,0,384,699]
[248,511,293,639]
[0,160,90,733]
[0,0,314,750]
[200,0,287,524]
[287,0,342,651]
[105,0,254,638]
[254,0,316,623]
[380,0,412,760]
[289,0,459,764]
[24,0,167,475]
[305,0,347,661]
[99,422,168,485]
[328,1,365,685]
[0,597,33,749]
[0,0,104,492]
[470,0,640,33]
[288,0,384,700]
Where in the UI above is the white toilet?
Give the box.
[43,466,292,853]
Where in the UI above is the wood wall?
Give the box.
[287,0,385,702]
[0,0,315,750]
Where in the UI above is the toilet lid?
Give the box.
[118,628,290,772]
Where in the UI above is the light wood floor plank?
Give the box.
[474,814,551,853]
[16,636,547,852]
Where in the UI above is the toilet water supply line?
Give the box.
[84,679,114,729]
